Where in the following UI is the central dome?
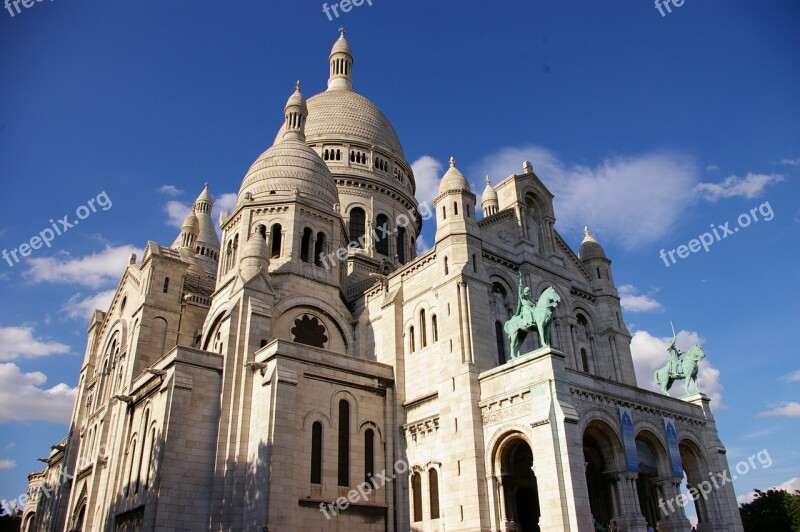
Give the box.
[275,89,404,157]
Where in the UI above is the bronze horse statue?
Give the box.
[504,285,561,360]
[654,344,705,396]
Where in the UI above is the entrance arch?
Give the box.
[583,420,623,526]
[492,432,541,531]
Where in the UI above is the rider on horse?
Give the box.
[515,272,537,328]
[667,339,684,379]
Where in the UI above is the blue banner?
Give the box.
[664,416,683,478]
[619,406,639,472]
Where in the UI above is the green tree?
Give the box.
[740,489,800,532]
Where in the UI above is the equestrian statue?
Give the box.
[503,272,561,360]
[653,323,705,396]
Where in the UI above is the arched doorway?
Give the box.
[583,420,622,527]
[635,438,661,527]
[680,439,713,526]
[494,434,541,531]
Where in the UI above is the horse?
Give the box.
[653,344,705,396]
[503,286,561,360]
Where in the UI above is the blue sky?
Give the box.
[1,0,798,516]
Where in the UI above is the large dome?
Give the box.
[274,90,404,157]
[238,139,339,207]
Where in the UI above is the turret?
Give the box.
[327,27,353,91]
[481,175,499,216]
[434,156,479,243]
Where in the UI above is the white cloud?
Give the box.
[618,285,663,313]
[705,164,720,172]
[473,146,699,249]
[411,156,444,207]
[758,402,800,418]
[695,173,784,202]
[23,245,138,288]
[630,329,724,407]
[158,185,183,196]
[780,158,800,167]
[738,477,800,505]
[0,363,76,423]
[0,326,70,361]
[782,370,800,383]
[165,200,191,228]
[416,234,431,254]
[63,289,116,320]
[0,458,16,470]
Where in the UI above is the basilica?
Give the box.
[21,31,743,531]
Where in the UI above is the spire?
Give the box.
[579,226,607,261]
[327,28,354,91]
[282,81,308,142]
[194,183,213,215]
[481,175,499,216]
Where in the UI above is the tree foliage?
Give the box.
[740,489,800,532]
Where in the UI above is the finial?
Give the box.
[449,156,455,168]
[204,182,209,189]
[338,27,346,36]
[584,226,591,237]
[295,80,302,91]
[485,175,491,186]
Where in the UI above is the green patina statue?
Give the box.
[654,325,705,396]
[503,272,561,359]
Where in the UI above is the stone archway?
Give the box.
[583,421,619,527]
[493,433,541,531]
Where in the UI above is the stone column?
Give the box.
[609,471,648,531]
[654,477,691,532]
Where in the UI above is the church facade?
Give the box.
[21,32,744,532]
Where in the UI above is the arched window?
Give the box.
[338,400,350,487]
[454,201,458,216]
[162,277,169,293]
[301,228,312,263]
[146,427,156,489]
[311,421,323,484]
[349,207,366,246]
[495,321,506,364]
[364,429,374,483]
[431,315,438,343]
[429,468,440,519]
[411,471,423,522]
[409,326,415,353]
[442,206,447,220]
[232,234,239,264]
[152,317,168,357]
[581,348,589,373]
[125,437,137,496]
[444,257,449,275]
[314,232,326,266]
[420,309,427,348]
[375,214,390,256]
[270,224,282,258]
[397,226,406,264]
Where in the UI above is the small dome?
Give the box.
[438,157,471,195]
[330,30,353,58]
[240,229,269,280]
[181,211,199,235]
[481,175,498,204]
[240,84,339,208]
[579,226,607,260]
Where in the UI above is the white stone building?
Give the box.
[22,31,744,532]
